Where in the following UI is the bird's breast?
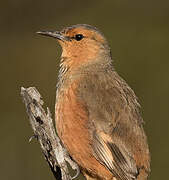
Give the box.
[55,80,90,159]
[55,80,114,179]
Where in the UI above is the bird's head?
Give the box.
[37,24,111,69]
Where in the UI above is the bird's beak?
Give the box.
[36,31,69,41]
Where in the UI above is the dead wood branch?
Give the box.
[21,87,80,180]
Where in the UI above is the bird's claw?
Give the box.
[71,165,80,180]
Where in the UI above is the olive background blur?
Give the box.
[1,1,169,180]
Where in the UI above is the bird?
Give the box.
[37,24,150,180]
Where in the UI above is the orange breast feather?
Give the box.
[55,81,112,179]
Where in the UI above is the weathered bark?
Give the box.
[21,87,80,180]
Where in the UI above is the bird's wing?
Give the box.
[92,132,138,180]
[77,71,141,180]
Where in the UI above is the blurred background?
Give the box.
[0,0,169,179]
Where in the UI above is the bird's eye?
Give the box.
[75,34,84,41]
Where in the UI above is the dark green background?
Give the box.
[1,0,169,179]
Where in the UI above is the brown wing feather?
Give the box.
[77,70,150,180]
[93,132,138,180]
